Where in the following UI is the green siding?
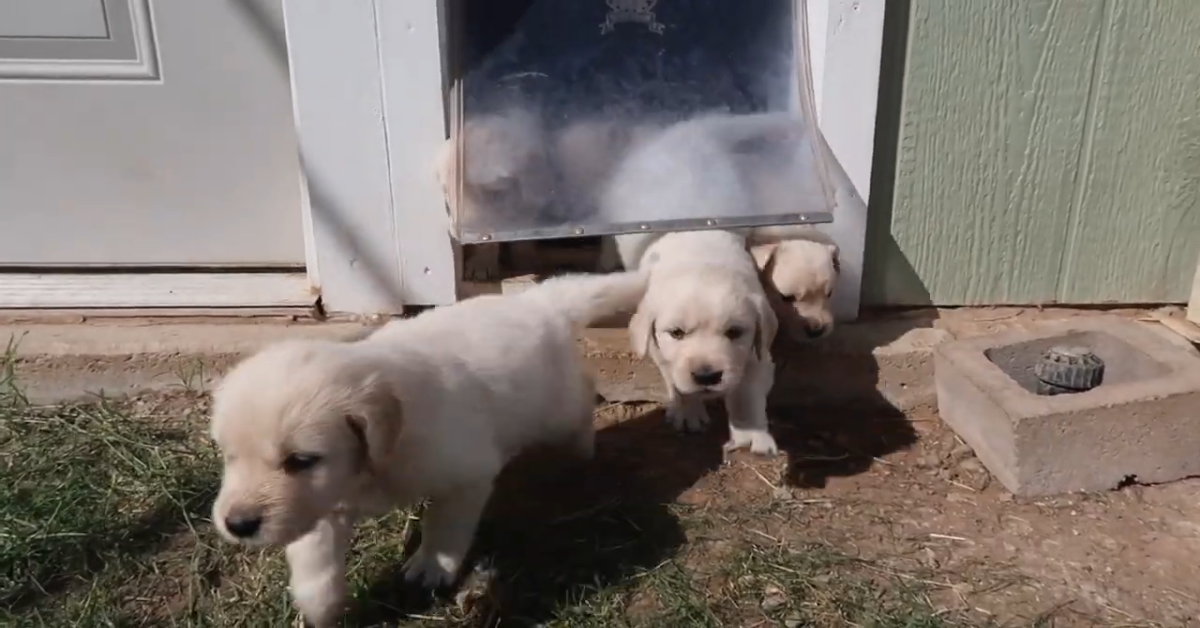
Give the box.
[863,0,1200,306]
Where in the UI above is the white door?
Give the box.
[0,0,305,266]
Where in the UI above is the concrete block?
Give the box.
[935,316,1200,496]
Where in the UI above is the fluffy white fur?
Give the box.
[435,108,554,281]
[209,271,647,627]
[628,230,780,455]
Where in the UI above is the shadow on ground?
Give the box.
[769,309,938,489]
[347,405,721,626]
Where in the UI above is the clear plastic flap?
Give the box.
[440,0,837,243]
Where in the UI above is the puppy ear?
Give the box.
[628,300,656,358]
[750,293,779,360]
[344,374,404,471]
[749,243,779,274]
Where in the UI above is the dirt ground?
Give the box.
[579,397,1200,627]
[5,308,1200,627]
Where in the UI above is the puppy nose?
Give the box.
[804,324,828,339]
[691,367,724,387]
[224,515,263,538]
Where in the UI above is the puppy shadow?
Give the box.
[769,309,939,488]
[349,405,721,626]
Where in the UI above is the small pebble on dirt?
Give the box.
[949,441,975,462]
[958,458,985,474]
[760,584,787,612]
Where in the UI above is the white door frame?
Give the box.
[0,0,886,316]
[286,0,887,320]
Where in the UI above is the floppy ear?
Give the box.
[628,298,656,358]
[749,243,779,274]
[344,374,404,472]
[750,293,779,360]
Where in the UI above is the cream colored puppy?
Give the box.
[749,228,841,341]
[629,230,780,455]
[435,107,554,281]
[209,271,648,627]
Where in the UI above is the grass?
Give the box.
[0,349,979,627]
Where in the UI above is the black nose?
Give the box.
[804,323,828,339]
[692,367,724,387]
[225,515,262,538]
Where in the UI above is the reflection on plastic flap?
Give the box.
[438,0,837,243]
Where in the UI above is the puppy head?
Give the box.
[209,340,402,547]
[751,238,841,342]
[436,108,554,230]
[630,270,777,396]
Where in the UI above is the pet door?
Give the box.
[442,0,837,244]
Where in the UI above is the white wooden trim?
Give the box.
[808,0,886,322]
[283,0,406,315]
[375,1,458,307]
[0,0,160,82]
[0,273,314,309]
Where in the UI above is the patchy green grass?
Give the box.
[0,359,976,627]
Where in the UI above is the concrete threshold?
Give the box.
[1,307,1186,412]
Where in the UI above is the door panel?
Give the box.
[0,0,305,266]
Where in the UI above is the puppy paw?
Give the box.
[402,545,461,590]
[725,430,779,457]
[666,403,710,433]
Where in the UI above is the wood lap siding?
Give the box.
[863,0,1200,306]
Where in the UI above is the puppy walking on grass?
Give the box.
[209,271,648,628]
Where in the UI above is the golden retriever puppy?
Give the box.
[749,228,841,341]
[210,270,648,627]
[628,229,780,455]
[435,107,555,281]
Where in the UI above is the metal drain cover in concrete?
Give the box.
[934,316,1200,496]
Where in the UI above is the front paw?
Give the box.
[402,544,461,590]
[665,402,710,433]
[725,430,779,457]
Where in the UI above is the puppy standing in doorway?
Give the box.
[749,227,841,342]
[629,230,780,455]
[209,270,647,627]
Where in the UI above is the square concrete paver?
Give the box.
[935,316,1200,496]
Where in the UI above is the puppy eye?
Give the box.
[826,288,834,298]
[666,327,688,340]
[725,326,745,340]
[282,453,322,474]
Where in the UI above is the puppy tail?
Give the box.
[521,271,648,327]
